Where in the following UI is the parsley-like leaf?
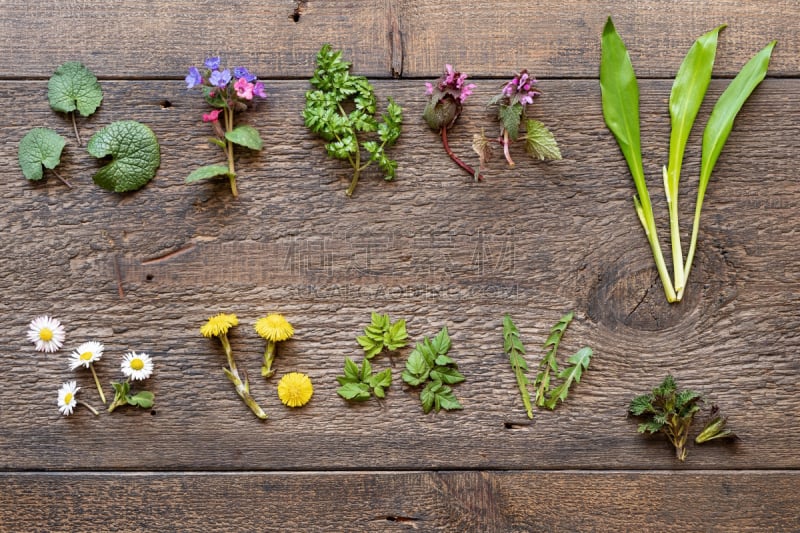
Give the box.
[502,314,533,419]
[402,326,464,414]
[86,120,160,192]
[303,44,403,196]
[18,127,67,182]
[47,61,103,117]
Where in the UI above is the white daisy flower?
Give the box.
[69,341,105,370]
[27,315,66,353]
[57,381,79,416]
[121,351,154,381]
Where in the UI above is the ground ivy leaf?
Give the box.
[18,128,67,181]
[87,120,160,192]
[185,164,231,183]
[524,119,562,161]
[47,61,103,116]
[225,124,263,151]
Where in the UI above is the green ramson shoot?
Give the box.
[303,44,403,197]
[502,314,533,419]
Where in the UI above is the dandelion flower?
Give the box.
[57,381,79,416]
[277,372,313,408]
[254,314,294,342]
[121,351,154,381]
[27,315,66,353]
[69,341,104,370]
[201,313,239,338]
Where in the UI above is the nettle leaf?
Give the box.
[126,390,155,409]
[18,128,67,181]
[225,125,263,151]
[524,119,562,161]
[499,103,523,140]
[185,164,231,183]
[87,120,160,192]
[48,61,103,116]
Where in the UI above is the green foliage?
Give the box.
[695,404,737,443]
[402,327,464,413]
[544,347,592,409]
[499,103,523,141]
[628,375,704,461]
[523,120,562,161]
[336,357,392,401]
[86,120,161,192]
[110,381,154,410]
[600,17,776,303]
[47,61,103,116]
[502,314,533,419]
[185,164,232,183]
[356,312,408,359]
[18,128,66,181]
[303,44,403,196]
[225,125,263,151]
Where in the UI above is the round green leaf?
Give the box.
[87,120,160,192]
[48,62,103,116]
[18,127,67,181]
[225,125,263,151]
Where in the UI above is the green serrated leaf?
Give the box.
[503,314,533,419]
[370,368,392,389]
[86,120,160,192]
[545,347,592,409]
[336,382,371,401]
[360,358,372,382]
[185,164,231,184]
[225,125,263,151]
[431,327,451,355]
[430,366,465,385]
[18,128,67,181]
[499,103,523,141]
[524,120,562,161]
[47,61,103,116]
[343,357,361,381]
[403,348,430,384]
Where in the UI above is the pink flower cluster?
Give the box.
[501,70,540,106]
[425,64,476,103]
[185,58,267,123]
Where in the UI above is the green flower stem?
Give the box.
[108,378,129,413]
[502,129,515,167]
[219,334,267,420]
[261,340,277,378]
[89,363,106,405]
[223,106,238,198]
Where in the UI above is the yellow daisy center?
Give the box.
[39,328,54,341]
[64,392,73,404]
[277,372,313,407]
[130,358,144,371]
[80,351,93,361]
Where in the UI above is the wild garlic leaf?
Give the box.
[225,125,263,151]
[87,120,160,192]
[524,120,562,161]
[48,61,103,116]
[185,164,231,183]
[18,128,67,181]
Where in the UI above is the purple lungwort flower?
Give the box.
[233,66,257,82]
[253,81,267,98]
[185,66,203,89]
[209,69,232,89]
[204,57,221,70]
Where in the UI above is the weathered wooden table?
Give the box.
[2,1,798,530]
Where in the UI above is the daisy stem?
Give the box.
[78,400,99,416]
[261,340,277,378]
[90,364,107,405]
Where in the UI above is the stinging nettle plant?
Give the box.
[600,17,776,302]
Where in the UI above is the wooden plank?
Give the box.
[399,0,800,77]
[1,471,798,530]
[0,0,394,78]
[1,79,797,470]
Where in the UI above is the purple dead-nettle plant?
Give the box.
[423,64,483,181]
[473,69,561,170]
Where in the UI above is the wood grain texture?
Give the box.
[1,1,797,79]
[1,471,798,531]
[1,79,797,471]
